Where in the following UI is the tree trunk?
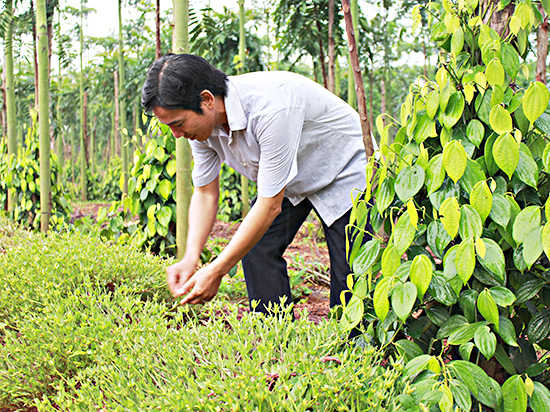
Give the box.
[327,0,335,93]
[537,13,548,84]
[36,0,51,231]
[5,0,17,213]
[91,114,96,175]
[342,0,373,158]
[79,0,86,202]
[238,0,249,218]
[347,0,358,108]
[70,126,75,186]
[482,0,515,37]
[114,70,120,157]
[118,0,128,195]
[314,12,328,89]
[380,78,386,125]
[32,0,39,111]
[173,0,193,260]
[156,0,161,59]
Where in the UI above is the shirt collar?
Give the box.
[224,78,247,133]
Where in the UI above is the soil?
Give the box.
[73,203,331,323]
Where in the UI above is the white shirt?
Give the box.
[190,71,368,226]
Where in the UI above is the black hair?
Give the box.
[141,53,228,115]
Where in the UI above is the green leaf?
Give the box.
[450,379,472,412]
[437,315,469,339]
[459,289,479,323]
[404,354,432,379]
[448,321,488,345]
[490,194,511,227]
[497,316,519,347]
[440,197,460,238]
[392,282,417,322]
[527,309,550,343]
[478,289,500,331]
[486,58,505,87]
[373,276,392,322]
[492,133,519,179]
[470,181,492,223]
[513,206,541,245]
[395,339,424,363]
[352,238,381,276]
[426,90,440,119]
[455,237,476,284]
[426,154,446,195]
[427,220,452,259]
[543,222,550,260]
[489,105,513,134]
[459,205,483,239]
[410,254,433,299]
[494,345,518,375]
[449,360,502,409]
[428,272,458,306]
[523,226,543,269]
[157,206,172,228]
[381,245,401,277]
[451,26,464,54]
[154,146,166,162]
[443,140,468,183]
[375,177,395,215]
[502,375,527,412]
[516,144,539,188]
[489,287,516,307]
[459,342,475,361]
[466,119,485,148]
[440,92,465,129]
[523,81,550,124]
[156,179,172,201]
[474,326,497,359]
[501,43,520,80]
[393,213,416,256]
[166,158,177,177]
[459,159,486,194]
[395,165,425,202]
[530,382,550,412]
[515,279,546,303]
[414,113,437,143]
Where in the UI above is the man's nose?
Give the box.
[170,126,184,138]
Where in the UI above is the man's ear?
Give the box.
[200,90,215,109]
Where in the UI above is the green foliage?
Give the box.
[86,156,123,202]
[343,2,550,411]
[100,119,177,255]
[218,163,257,221]
[0,217,404,411]
[0,121,72,229]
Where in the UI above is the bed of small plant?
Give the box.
[0,215,406,411]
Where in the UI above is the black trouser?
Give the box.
[242,197,368,315]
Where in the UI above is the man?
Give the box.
[142,53,372,314]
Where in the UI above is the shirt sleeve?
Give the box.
[254,107,306,198]
[190,140,222,188]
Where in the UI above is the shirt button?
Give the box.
[242,162,248,167]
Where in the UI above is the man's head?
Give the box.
[141,53,228,115]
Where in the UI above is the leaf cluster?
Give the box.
[343,1,550,411]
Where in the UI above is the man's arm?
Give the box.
[178,187,286,304]
[166,176,220,296]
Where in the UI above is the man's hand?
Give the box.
[166,258,198,297]
[178,265,223,304]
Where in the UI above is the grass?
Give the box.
[0,215,406,411]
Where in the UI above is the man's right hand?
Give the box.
[166,258,198,297]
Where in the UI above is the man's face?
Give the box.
[153,105,215,142]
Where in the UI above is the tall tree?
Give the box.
[79,0,86,202]
[173,0,193,259]
[156,0,161,59]
[347,0,358,108]
[4,0,17,213]
[36,0,51,231]
[238,0,249,218]
[328,0,335,93]
[537,6,548,84]
[118,0,129,194]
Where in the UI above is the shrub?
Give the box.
[0,217,405,411]
[1,120,72,229]
[343,2,550,411]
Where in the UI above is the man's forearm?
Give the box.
[182,178,220,263]
[209,189,285,275]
